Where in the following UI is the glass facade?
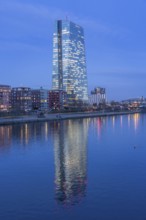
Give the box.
[52,20,88,105]
[32,88,49,112]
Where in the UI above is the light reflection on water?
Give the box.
[53,120,88,205]
[0,114,146,219]
[0,113,142,150]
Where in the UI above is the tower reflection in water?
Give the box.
[53,119,89,205]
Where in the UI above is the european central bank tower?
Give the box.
[52,20,88,105]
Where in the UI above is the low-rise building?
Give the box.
[32,87,49,112]
[11,87,32,112]
[48,90,67,110]
[0,85,11,112]
[90,87,106,106]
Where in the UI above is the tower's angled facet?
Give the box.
[52,20,88,105]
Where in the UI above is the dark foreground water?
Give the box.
[0,113,146,220]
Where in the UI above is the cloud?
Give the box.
[0,0,69,44]
[0,0,131,56]
[0,40,44,52]
[75,17,130,39]
[0,0,66,20]
[0,0,129,38]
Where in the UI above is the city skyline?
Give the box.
[1,0,146,100]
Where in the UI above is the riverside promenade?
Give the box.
[0,110,140,126]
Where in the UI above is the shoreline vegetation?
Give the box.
[0,110,141,126]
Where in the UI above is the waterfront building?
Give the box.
[32,88,49,112]
[0,85,11,112]
[121,97,145,105]
[52,20,88,106]
[48,90,67,110]
[121,97,146,111]
[11,87,32,112]
[90,87,106,106]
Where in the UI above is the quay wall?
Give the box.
[0,111,140,126]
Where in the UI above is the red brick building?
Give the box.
[48,90,67,110]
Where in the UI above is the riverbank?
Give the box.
[0,110,141,126]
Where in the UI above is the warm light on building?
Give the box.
[11,87,32,112]
[32,87,49,112]
[48,89,67,110]
[0,85,11,112]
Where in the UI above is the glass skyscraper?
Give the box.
[52,20,88,105]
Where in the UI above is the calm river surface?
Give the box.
[0,113,146,220]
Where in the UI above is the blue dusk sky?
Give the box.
[0,0,146,100]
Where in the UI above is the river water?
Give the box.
[0,113,146,220]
